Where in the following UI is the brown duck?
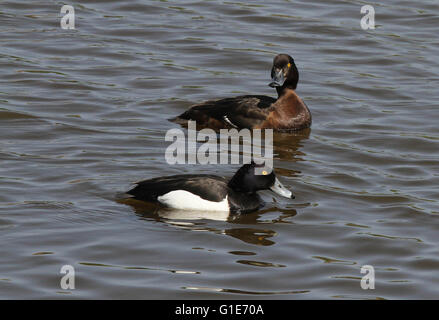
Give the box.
[171,54,312,132]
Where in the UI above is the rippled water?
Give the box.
[1,0,438,299]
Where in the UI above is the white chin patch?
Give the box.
[157,190,230,212]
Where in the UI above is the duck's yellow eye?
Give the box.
[262,170,268,175]
[287,63,291,68]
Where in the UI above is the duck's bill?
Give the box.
[268,69,285,87]
[270,178,295,199]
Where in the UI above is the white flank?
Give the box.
[157,190,230,212]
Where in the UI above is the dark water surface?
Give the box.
[1,0,438,299]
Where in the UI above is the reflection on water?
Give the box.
[223,228,277,246]
[236,260,286,268]
[182,286,310,296]
[79,261,200,275]
[122,198,298,246]
[273,129,310,162]
[1,0,438,299]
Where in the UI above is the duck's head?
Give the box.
[269,54,299,91]
[228,162,294,199]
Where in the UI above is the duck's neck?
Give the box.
[276,87,302,109]
[276,84,296,98]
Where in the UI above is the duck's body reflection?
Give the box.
[273,128,310,162]
[120,197,298,246]
[155,207,230,222]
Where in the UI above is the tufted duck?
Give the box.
[127,162,294,214]
[172,54,312,131]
